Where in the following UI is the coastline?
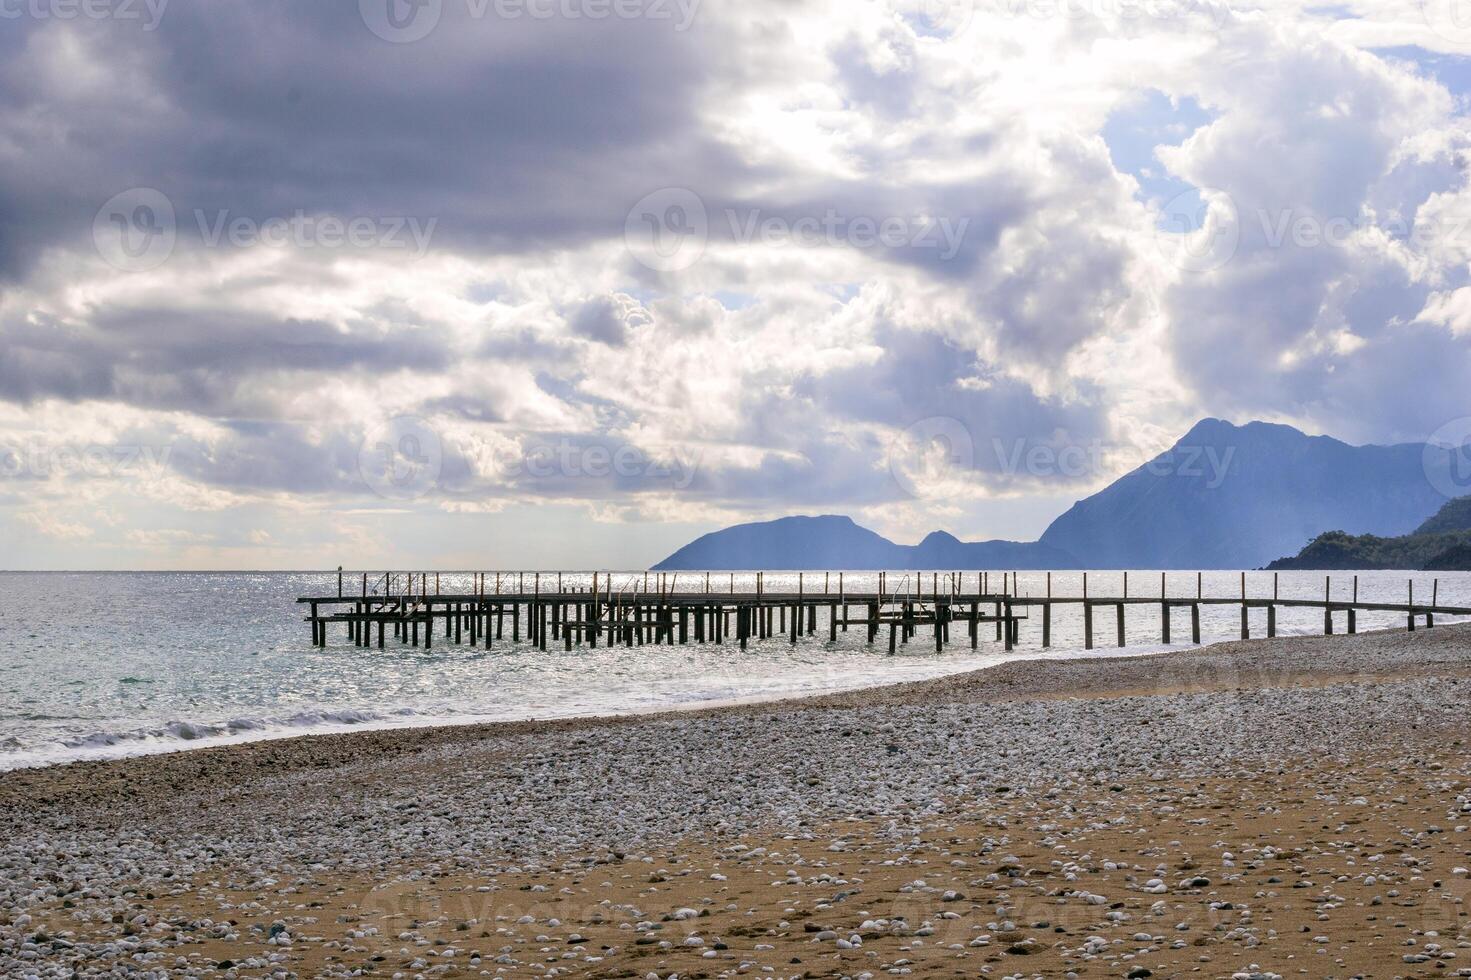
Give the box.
[3,623,1470,977]
[5,620,1469,796]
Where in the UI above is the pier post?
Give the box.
[1083,601,1093,650]
[1160,602,1170,644]
[1348,608,1356,633]
[1241,603,1249,640]
[1116,602,1125,648]
[1190,603,1200,644]
[1267,604,1276,638]
[1042,602,1051,648]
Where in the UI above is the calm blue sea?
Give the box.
[1,570,1466,770]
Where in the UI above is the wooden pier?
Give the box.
[296,570,1471,654]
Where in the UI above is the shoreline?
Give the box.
[4,621,1470,811]
[0,633,1217,775]
[4,624,1470,977]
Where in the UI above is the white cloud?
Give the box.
[1,0,1468,564]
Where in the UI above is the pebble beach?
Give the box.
[3,625,1471,978]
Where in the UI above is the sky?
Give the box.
[2,0,1471,569]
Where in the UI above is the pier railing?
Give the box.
[297,570,1471,654]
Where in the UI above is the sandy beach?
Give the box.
[3,625,1470,978]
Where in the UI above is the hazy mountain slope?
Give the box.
[1038,419,1451,568]
[651,516,1077,570]
[655,420,1459,570]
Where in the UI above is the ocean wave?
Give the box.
[0,705,449,770]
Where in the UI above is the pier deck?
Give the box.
[296,571,1471,654]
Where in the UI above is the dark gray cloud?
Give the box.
[0,306,450,414]
[0,0,738,280]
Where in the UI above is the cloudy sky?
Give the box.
[2,0,1470,569]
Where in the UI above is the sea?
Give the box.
[1,569,1466,771]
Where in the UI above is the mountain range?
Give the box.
[653,418,1466,570]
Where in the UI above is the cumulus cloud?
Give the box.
[0,0,1468,565]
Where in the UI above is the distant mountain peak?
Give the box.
[654,420,1454,571]
[1041,418,1449,567]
